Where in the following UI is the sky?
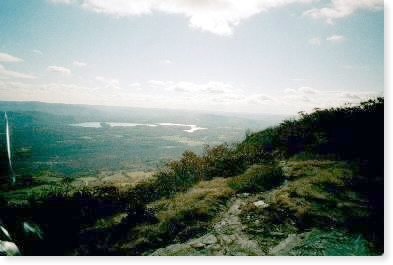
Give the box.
[0,0,384,115]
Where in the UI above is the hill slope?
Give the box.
[0,98,384,255]
[149,161,373,256]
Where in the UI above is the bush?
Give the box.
[152,145,254,198]
[2,180,161,255]
[202,144,248,178]
[241,97,384,161]
[152,151,204,197]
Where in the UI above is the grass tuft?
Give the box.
[228,164,284,193]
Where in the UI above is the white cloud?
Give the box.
[148,80,237,95]
[53,0,315,36]
[172,86,188,93]
[202,81,234,94]
[281,88,384,113]
[343,93,361,100]
[285,86,318,94]
[284,94,311,103]
[129,82,142,89]
[284,88,297,94]
[256,94,274,102]
[309,35,345,46]
[0,52,24,63]
[160,59,173,65]
[33,49,43,55]
[304,0,383,24]
[340,91,381,101]
[0,64,36,79]
[48,65,72,75]
[73,60,88,67]
[298,86,318,94]
[143,79,280,109]
[96,76,121,89]
[326,34,345,43]
[308,37,321,45]
[0,78,272,113]
[0,80,107,105]
[147,80,175,88]
[292,78,306,82]
[1,76,381,115]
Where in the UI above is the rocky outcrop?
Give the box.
[150,194,264,256]
[149,160,375,256]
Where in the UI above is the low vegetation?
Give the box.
[240,98,383,160]
[228,164,284,193]
[149,177,234,223]
[0,98,384,255]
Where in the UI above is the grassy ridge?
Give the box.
[240,98,384,161]
[0,98,384,255]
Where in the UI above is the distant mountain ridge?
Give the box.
[0,101,289,128]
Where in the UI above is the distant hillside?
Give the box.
[0,101,288,129]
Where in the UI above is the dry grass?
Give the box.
[228,164,284,192]
[70,171,155,192]
[117,177,235,254]
[148,177,234,223]
[265,161,353,217]
[229,165,266,189]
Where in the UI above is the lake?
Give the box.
[70,122,208,133]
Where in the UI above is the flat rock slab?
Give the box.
[269,234,303,255]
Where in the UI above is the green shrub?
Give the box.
[152,145,253,198]
[240,97,384,161]
[152,151,204,197]
[201,144,247,178]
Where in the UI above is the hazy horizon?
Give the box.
[0,99,294,118]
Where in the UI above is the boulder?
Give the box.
[190,242,205,248]
[0,241,20,256]
[202,234,218,245]
[253,200,269,208]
